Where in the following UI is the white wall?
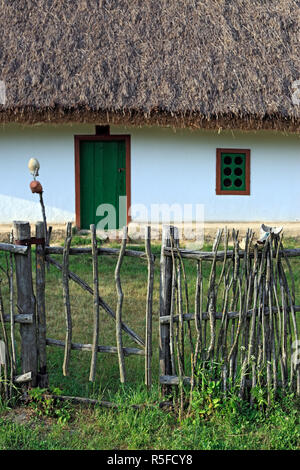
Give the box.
[0,123,299,224]
[115,125,300,222]
[0,123,94,223]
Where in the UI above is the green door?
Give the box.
[80,140,126,230]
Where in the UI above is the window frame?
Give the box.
[216,148,251,195]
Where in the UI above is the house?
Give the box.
[0,1,299,238]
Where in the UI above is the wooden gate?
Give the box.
[0,221,154,399]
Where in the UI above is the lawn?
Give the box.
[0,234,299,450]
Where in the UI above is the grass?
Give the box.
[0,235,299,450]
[0,385,299,450]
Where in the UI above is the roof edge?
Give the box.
[0,107,299,133]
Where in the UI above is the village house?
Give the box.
[0,0,299,238]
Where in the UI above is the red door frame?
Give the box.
[74,134,131,230]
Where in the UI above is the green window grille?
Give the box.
[220,152,246,191]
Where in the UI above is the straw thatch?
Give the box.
[0,0,299,131]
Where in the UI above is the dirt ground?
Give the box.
[0,221,299,243]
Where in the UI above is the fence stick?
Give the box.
[169,234,178,376]
[160,226,178,395]
[13,221,37,388]
[145,226,154,388]
[115,226,127,383]
[206,229,222,362]
[62,222,72,377]
[7,231,16,397]
[89,224,100,382]
[229,229,240,385]
[8,232,16,370]
[35,222,48,387]
[0,283,9,398]
[46,337,144,356]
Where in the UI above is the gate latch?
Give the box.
[15,237,45,247]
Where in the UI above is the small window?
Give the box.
[216,148,250,195]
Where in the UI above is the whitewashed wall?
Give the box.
[0,123,94,223]
[116,125,300,222]
[0,123,299,223]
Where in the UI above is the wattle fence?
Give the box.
[0,221,154,402]
[159,226,300,405]
[0,222,299,406]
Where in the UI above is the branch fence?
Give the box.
[159,226,300,406]
[0,221,299,407]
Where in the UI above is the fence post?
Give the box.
[159,225,178,394]
[36,221,48,387]
[13,221,38,388]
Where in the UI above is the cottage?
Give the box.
[0,1,299,236]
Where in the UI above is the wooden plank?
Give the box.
[160,374,284,389]
[14,371,32,383]
[163,246,300,261]
[46,338,145,356]
[46,394,118,409]
[0,242,28,255]
[160,375,191,386]
[36,222,48,387]
[45,246,148,258]
[13,221,37,387]
[3,314,33,324]
[159,305,300,324]
[9,231,17,380]
[27,393,153,410]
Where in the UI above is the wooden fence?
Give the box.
[159,226,300,403]
[0,221,299,405]
[45,222,154,387]
[0,221,154,400]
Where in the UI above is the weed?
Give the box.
[28,387,71,425]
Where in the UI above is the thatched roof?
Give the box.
[0,0,299,131]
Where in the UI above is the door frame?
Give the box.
[74,133,131,230]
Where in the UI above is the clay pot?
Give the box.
[30,180,43,194]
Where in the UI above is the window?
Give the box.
[216,148,250,195]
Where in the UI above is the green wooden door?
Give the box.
[80,140,126,230]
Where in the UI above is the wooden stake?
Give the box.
[145,226,154,388]
[89,224,100,382]
[13,221,37,387]
[115,226,127,383]
[35,222,48,387]
[159,226,178,394]
[62,222,72,376]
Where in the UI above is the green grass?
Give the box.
[0,237,299,450]
[0,386,299,450]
